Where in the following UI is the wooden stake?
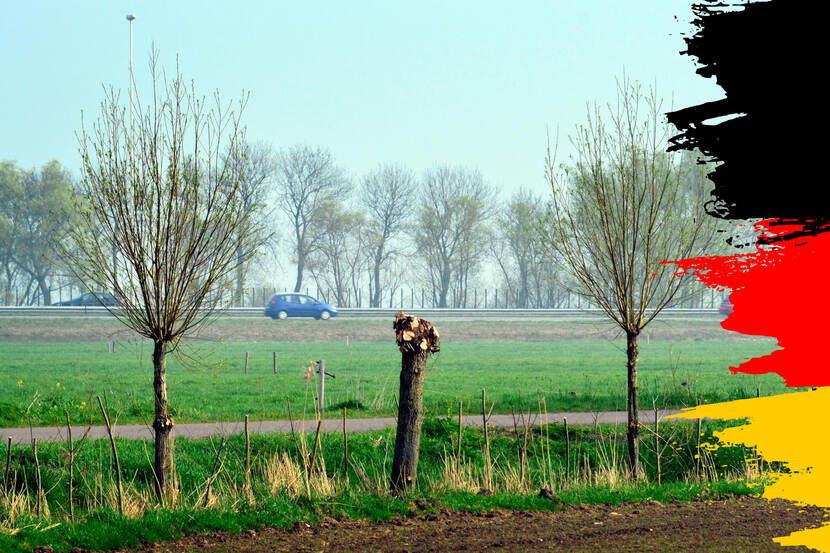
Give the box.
[456,401,463,474]
[317,360,326,414]
[286,398,300,454]
[308,420,323,478]
[65,412,74,524]
[3,436,10,499]
[33,438,42,517]
[97,396,123,516]
[273,352,277,374]
[520,407,530,485]
[696,415,703,479]
[541,396,552,489]
[654,404,661,486]
[203,437,226,508]
[482,389,492,490]
[342,407,349,485]
[244,415,251,495]
[564,417,570,481]
[244,351,249,375]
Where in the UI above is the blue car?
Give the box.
[264,293,338,320]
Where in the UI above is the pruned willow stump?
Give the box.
[391,311,440,493]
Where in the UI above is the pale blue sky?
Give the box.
[1,1,722,197]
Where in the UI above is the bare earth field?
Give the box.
[121,498,825,553]
[0,313,765,344]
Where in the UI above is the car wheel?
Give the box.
[320,310,331,320]
[277,310,288,320]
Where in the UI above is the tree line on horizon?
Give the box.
[0,145,717,310]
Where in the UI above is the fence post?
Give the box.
[3,437,11,498]
[244,415,251,495]
[317,360,326,414]
[273,352,278,374]
[244,351,249,375]
[33,438,42,516]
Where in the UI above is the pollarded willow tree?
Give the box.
[542,77,717,480]
[65,53,268,500]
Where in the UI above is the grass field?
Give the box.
[0,314,791,427]
[0,316,791,553]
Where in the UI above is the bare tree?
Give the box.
[274,145,349,293]
[225,140,277,305]
[490,189,555,308]
[361,164,415,307]
[65,53,266,500]
[416,166,493,308]
[542,77,715,479]
[307,197,366,306]
[0,160,76,305]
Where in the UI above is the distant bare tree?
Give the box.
[274,145,349,293]
[490,189,552,308]
[361,164,415,307]
[307,197,366,306]
[416,166,493,308]
[225,140,277,305]
[65,53,266,500]
[542,77,716,480]
[0,160,76,305]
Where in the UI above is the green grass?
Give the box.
[0,419,761,552]
[0,339,790,427]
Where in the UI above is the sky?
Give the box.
[1,1,724,200]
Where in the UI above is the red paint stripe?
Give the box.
[666,218,829,387]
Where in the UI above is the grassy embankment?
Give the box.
[0,415,765,553]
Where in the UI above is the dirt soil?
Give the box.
[119,498,825,553]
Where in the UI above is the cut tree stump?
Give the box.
[390,311,440,493]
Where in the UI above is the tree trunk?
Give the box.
[36,276,50,306]
[372,258,382,308]
[626,329,640,480]
[438,273,450,308]
[391,349,427,491]
[294,250,305,293]
[391,313,440,492]
[152,340,175,500]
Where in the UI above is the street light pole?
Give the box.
[126,14,136,150]
[114,13,137,294]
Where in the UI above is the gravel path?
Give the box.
[0,409,684,445]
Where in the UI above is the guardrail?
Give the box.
[0,306,720,317]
